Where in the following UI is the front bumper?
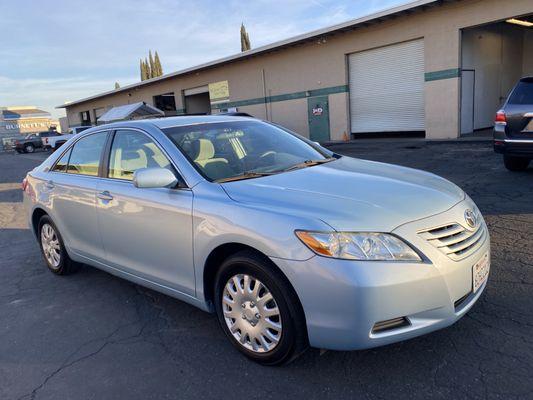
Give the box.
[272,200,490,351]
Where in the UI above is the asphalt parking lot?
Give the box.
[1,141,532,400]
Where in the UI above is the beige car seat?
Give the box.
[192,139,233,180]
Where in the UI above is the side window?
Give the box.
[67,132,107,176]
[108,130,175,181]
[51,148,72,173]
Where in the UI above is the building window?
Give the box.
[153,93,177,116]
[80,111,92,126]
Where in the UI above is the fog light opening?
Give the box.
[372,317,410,334]
[454,291,472,311]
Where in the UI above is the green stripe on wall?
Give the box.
[211,85,349,110]
[424,68,460,82]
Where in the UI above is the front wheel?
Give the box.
[24,144,35,153]
[214,251,308,365]
[504,155,530,171]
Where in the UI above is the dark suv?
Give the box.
[494,77,533,171]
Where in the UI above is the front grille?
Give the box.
[418,222,486,261]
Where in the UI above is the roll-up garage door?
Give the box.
[349,39,425,133]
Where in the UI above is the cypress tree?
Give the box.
[145,57,151,79]
[140,59,147,81]
[240,23,251,52]
[149,50,155,78]
[154,51,163,77]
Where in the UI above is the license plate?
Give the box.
[473,252,490,293]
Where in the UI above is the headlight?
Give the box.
[295,231,422,261]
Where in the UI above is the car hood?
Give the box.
[221,156,465,232]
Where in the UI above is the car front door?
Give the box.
[96,129,195,295]
[47,131,109,261]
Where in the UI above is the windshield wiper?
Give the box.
[277,158,335,173]
[216,171,276,183]
[216,158,335,182]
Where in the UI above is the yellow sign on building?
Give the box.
[208,80,230,104]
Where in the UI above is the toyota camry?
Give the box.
[23,116,490,365]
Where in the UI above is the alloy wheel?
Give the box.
[222,274,282,353]
[41,223,61,268]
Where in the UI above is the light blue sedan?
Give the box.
[23,116,490,365]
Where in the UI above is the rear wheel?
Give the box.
[24,144,35,153]
[38,216,78,275]
[214,250,308,365]
[504,155,530,171]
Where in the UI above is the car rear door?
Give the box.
[505,78,533,140]
[95,129,195,295]
[46,131,109,261]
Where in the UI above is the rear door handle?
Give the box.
[97,191,113,201]
[45,180,55,189]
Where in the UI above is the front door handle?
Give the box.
[45,180,55,189]
[97,191,113,201]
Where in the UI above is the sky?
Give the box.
[0,0,409,119]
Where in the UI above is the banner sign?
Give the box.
[208,80,230,104]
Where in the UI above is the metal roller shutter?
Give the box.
[349,39,425,133]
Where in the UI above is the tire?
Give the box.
[504,155,530,171]
[24,144,35,153]
[214,250,308,365]
[38,215,78,275]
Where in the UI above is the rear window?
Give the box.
[508,80,533,105]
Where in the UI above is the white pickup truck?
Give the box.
[43,126,91,151]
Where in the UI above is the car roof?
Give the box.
[84,115,257,132]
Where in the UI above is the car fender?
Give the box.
[191,181,329,302]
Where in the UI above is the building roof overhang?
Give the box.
[57,0,446,110]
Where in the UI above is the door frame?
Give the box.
[460,69,476,136]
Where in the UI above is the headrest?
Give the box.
[192,138,215,161]
[122,149,141,161]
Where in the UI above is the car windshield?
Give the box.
[163,120,334,181]
[508,79,533,105]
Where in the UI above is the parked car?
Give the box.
[494,76,533,171]
[43,134,69,151]
[14,131,59,153]
[43,126,92,151]
[218,111,254,117]
[23,116,490,365]
[68,126,91,135]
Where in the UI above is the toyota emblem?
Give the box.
[464,209,477,229]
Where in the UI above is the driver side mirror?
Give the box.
[133,167,178,188]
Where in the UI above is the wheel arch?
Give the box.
[202,243,306,326]
[31,207,49,237]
